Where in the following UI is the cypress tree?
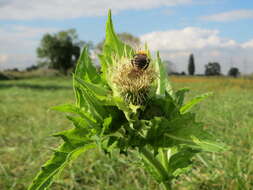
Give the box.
[188,53,195,75]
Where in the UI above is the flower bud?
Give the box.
[111,53,156,105]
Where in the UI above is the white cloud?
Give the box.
[140,27,238,51]
[0,25,58,69]
[0,25,58,53]
[0,0,192,20]
[140,27,253,74]
[241,39,253,48]
[200,9,253,22]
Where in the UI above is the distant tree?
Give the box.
[118,32,140,48]
[205,62,221,76]
[188,53,195,75]
[11,68,19,72]
[228,67,240,77]
[37,29,90,75]
[164,60,177,74]
[26,65,39,71]
[96,32,140,51]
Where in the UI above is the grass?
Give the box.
[0,76,253,190]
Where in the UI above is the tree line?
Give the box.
[187,53,240,77]
[35,29,240,77]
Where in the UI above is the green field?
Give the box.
[1,76,253,190]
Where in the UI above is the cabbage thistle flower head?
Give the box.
[110,50,157,105]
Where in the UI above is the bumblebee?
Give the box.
[131,51,150,70]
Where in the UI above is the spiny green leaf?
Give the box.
[66,116,101,133]
[74,77,108,118]
[191,136,227,152]
[155,52,173,97]
[175,88,190,107]
[52,104,98,128]
[141,157,164,183]
[101,116,113,134]
[112,97,130,112]
[77,87,106,122]
[29,122,96,190]
[103,10,133,59]
[75,47,101,84]
[163,113,225,152]
[74,76,114,106]
[69,83,108,122]
[74,47,103,107]
[53,127,91,145]
[97,54,108,82]
[52,104,80,113]
[66,116,90,129]
[144,117,174,148]
[141,95,178,120]
[101,10,133,82]
[142,112,224,153]
[74,86,86,108]
[168,147,198,177]
[140,147,171,183]
[74,76,110,97]
[28,143,95,190]
[180,92,213,114]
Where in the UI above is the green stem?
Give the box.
[139,147,172,190]
[161,149,170,173]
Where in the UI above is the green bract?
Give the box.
[28,10,226,190]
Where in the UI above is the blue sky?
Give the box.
[0,0,253,74]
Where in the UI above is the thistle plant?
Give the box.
[28,10,225,190]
